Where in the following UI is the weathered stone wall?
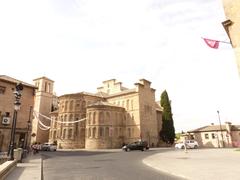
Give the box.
[52,93,102,149]
[107,92,141,144]
[85,105,125,149]
[0,79,34,151]
[137,79,159,147]
[222,0,240,75]
[32,77,54,144]
[49,79,163,149]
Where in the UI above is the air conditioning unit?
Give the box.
[2,117,10,125]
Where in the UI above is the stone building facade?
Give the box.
[31,77,55,144]
[49,79,162,149]
[187,122,240,148]
[0,75,35,151]
[222,0,240,75]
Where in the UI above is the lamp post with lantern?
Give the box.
[8,83,23,160]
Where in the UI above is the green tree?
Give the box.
[159,90,175,144]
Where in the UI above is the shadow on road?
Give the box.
[40,150,118,160]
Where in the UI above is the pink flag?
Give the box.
[203,38,220,49]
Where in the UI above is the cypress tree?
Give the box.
[159,90,175,144]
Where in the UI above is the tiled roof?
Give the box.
[105,88,137,98]
[0,75,36,88]
[59,91,104,98]
[188,124,240,133]
[33,76,54,82]
[88,101,123,108]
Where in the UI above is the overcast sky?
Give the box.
[1,0,240,132]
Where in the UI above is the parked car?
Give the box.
[41,143,57,151]
[122,141,149,151]
[175,140,199,149]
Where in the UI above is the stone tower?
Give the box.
[222,0,240,75]
[32,77,54,143]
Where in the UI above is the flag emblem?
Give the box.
[203,38,220,49]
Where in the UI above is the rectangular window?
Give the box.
[211,133,216,139]
[205,133,209,139]
[126,100,129,110]
[128,128,131,137]
[45,82,47,92]
[122,101,125,108]
[0,86,6,94]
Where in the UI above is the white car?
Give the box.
[175,140,199,149]
[42,143,57,151]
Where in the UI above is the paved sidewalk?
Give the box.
[143,148,240,180]
[5,153,42,180]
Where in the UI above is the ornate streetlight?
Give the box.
[8,83,23,160]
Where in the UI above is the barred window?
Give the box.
[0,86,6,94]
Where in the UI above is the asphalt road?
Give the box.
[41,148,184,180]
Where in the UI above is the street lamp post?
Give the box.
[24,106,32,150]
[217,110,225,148]
[8,83,23,160]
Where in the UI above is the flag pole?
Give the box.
[201,37,231,44]
[218,40,231,44]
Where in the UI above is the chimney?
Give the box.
[225,122,232,133]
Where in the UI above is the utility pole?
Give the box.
[24,106,32,149]
[217,110,225,148]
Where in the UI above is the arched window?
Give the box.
[106,112,110,123]
[93,127,96,138]
[105,127,109,137]
[81,128,85,137]
[99,127,104,137]
[99,112,104,123]
[64,101,68,111]
[64,114,67,122]
[53,131,57,139]
[68,129,72,139]
[93,112,96,124]
[131,100,134,110]
[61,102,64,112]
[115,128,118,137]
[76,100,81,109]
[126,99,129,110]
[128,128,131,137]
[119,128,122,136]
[122,101,125,107]
[63,129,66,139]
[115,112,118,125]
[88,128,91,138]
[69,114,73,121]
[54,120,57,128]
[88,112,91,125]
[82,101,86,109]
[69,100,74,111]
